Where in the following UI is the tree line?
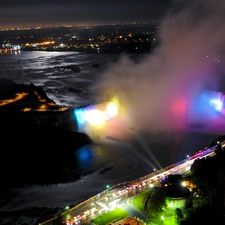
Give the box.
[144,141,225,225]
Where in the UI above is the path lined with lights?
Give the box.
[40,142,222,225]
[0,92,69,112]
[0,93,28,106]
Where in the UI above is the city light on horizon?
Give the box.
[0,0,172,30]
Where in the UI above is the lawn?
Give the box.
[132,190,151,211]
[93,208,128,225]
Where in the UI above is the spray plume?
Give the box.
[92,0,225,135]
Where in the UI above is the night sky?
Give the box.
[0,0,172,28]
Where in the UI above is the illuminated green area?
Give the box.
[132,190,151,211]
[93,209,128,225]
[166,199,186,210]
[161,216,177,225]
[149,213,177,225]
[65,214,72,221]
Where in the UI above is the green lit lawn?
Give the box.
[132,190,151,211]
[93,208,128,225]
[162,216,177,225]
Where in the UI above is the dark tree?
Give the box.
[173,208,184,224]
[147,188,166,218]
[182,146,225,225]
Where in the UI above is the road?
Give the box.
[40,142,222,225]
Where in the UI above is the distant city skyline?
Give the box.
[0,0,172,29]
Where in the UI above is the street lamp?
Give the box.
[64,206,70,211]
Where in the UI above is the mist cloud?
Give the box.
[92,0,225,134]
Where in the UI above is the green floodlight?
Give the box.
[106,184,110,189]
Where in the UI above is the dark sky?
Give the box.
[0,0,172,28]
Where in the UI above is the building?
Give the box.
[165,185,191,210]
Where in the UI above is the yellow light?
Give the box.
[111,95,120,107]
[0,92,28,106]
[48,102,57,106]
[106,102,118,118]
[86,109,106,126]
[40,104,47,110]
[22,108,32,112]
[59,107,69,111]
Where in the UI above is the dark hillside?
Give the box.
[0,78,92,188]
[0,126,92,188]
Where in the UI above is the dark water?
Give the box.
[0,51,220,225]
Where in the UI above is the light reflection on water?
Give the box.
[72,129,218,189]
[76,145,93,168]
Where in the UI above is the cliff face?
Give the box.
[0,78,77,129]
[0,78,92,187]
[0,78,51,102]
